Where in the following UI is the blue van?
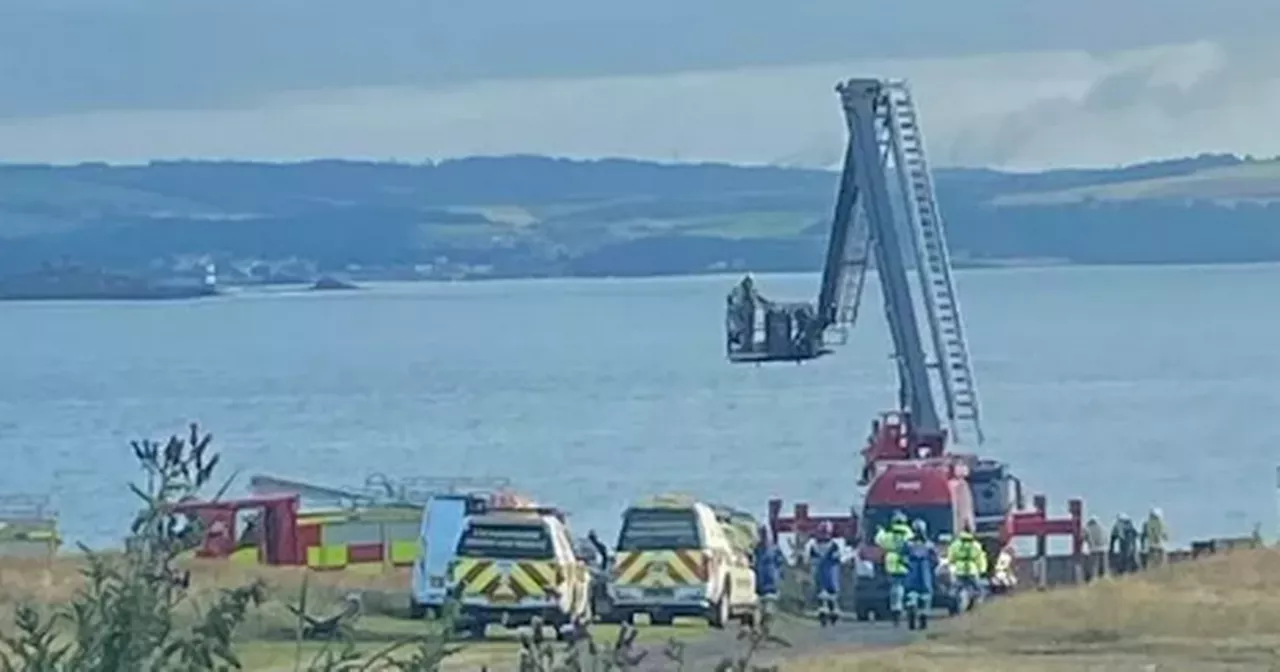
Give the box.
[410,493,491,618]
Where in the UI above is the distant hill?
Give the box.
[1,153,1278,279]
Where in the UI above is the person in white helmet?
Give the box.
[1109,513,1140,575]
[1141,508,1168,569]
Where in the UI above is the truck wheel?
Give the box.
[707,586,730,629]
[408,600,427,620]
[651,613,675,626]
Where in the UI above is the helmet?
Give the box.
[1150,508,1162,518]
[912,519,928,537]
[891,510,908,525]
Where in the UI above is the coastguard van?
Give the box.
[448,507,591,639]
[607,495,758,628]
[410,493,489,618]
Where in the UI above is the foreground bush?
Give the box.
[0,424,458,671]
[0,424,778,671]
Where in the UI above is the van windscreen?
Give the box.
[457,523,554,560]
[618,508,701,551]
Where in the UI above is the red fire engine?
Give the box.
[725,78,1085,616]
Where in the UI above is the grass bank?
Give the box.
[790,548,1280,670]
[0,556,704,669]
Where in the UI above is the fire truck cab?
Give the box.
[173,494,305,565]
[850,458,975,621]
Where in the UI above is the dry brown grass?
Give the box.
[788,549,1280,671]
[0,555,411,639]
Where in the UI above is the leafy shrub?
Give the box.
[0,424,772,671]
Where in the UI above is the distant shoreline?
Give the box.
[7,257,1277,303]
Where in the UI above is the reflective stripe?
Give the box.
[451,558,558,602]
[452,558,499,596]
[509,561,556,598]
[307,544,349,570]
[390,540,419,566]
[298,513,350,526]
[613,550,706,588]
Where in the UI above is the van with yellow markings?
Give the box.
[448,507,591,639]
[607,495,759,628]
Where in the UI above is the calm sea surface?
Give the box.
[1,265,1277,548]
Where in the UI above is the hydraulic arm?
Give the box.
[724,78,985,446]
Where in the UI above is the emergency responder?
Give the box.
[752,525,786,612]
[874,511,914,626]
[1083,515,1108,581]
[989,543,1017,595]
[1110,513,1141,575]
[809,521,843,625]
[1141,508,1168,569]
[727,274,759,351]
[902,519,939,631]
[946,524,988,607]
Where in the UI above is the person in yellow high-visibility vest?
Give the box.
[1141,508,1168,569]
[946,524,988,606]
[874,510,914,627]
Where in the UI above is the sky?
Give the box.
[2,0,1279,170]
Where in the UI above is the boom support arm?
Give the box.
[837,79,942,441]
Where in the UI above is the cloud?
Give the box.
[950,40,1280,167]
[2,0,1277,119]
[0,40,1277,169]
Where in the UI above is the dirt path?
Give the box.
[627,614,918,670]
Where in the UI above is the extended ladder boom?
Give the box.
[836,79,941,439]
[880,81,984,444]
[722,77,984,446]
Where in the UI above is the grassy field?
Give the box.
[0,556,705,670]
[789,548,1280,671]
[994,160,1280,206]
[9,549,1280,670]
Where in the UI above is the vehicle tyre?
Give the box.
[465,622,486,640]
[707,585,731,629]
[591,588,611,622]
[651,612,675,626]
[408,600,427,620]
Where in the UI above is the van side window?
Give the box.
[618,508,702,551]
[458,523,554,560]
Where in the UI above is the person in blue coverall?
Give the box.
[808,521,843,625]
[752,525,786,612]
[902,519,940,631]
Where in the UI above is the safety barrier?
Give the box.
[766,499,860,547]
[1005,495,1084,587]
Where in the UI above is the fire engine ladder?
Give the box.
[815,103,887,347]
[880,81,985,445]
[823,208,873,345]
